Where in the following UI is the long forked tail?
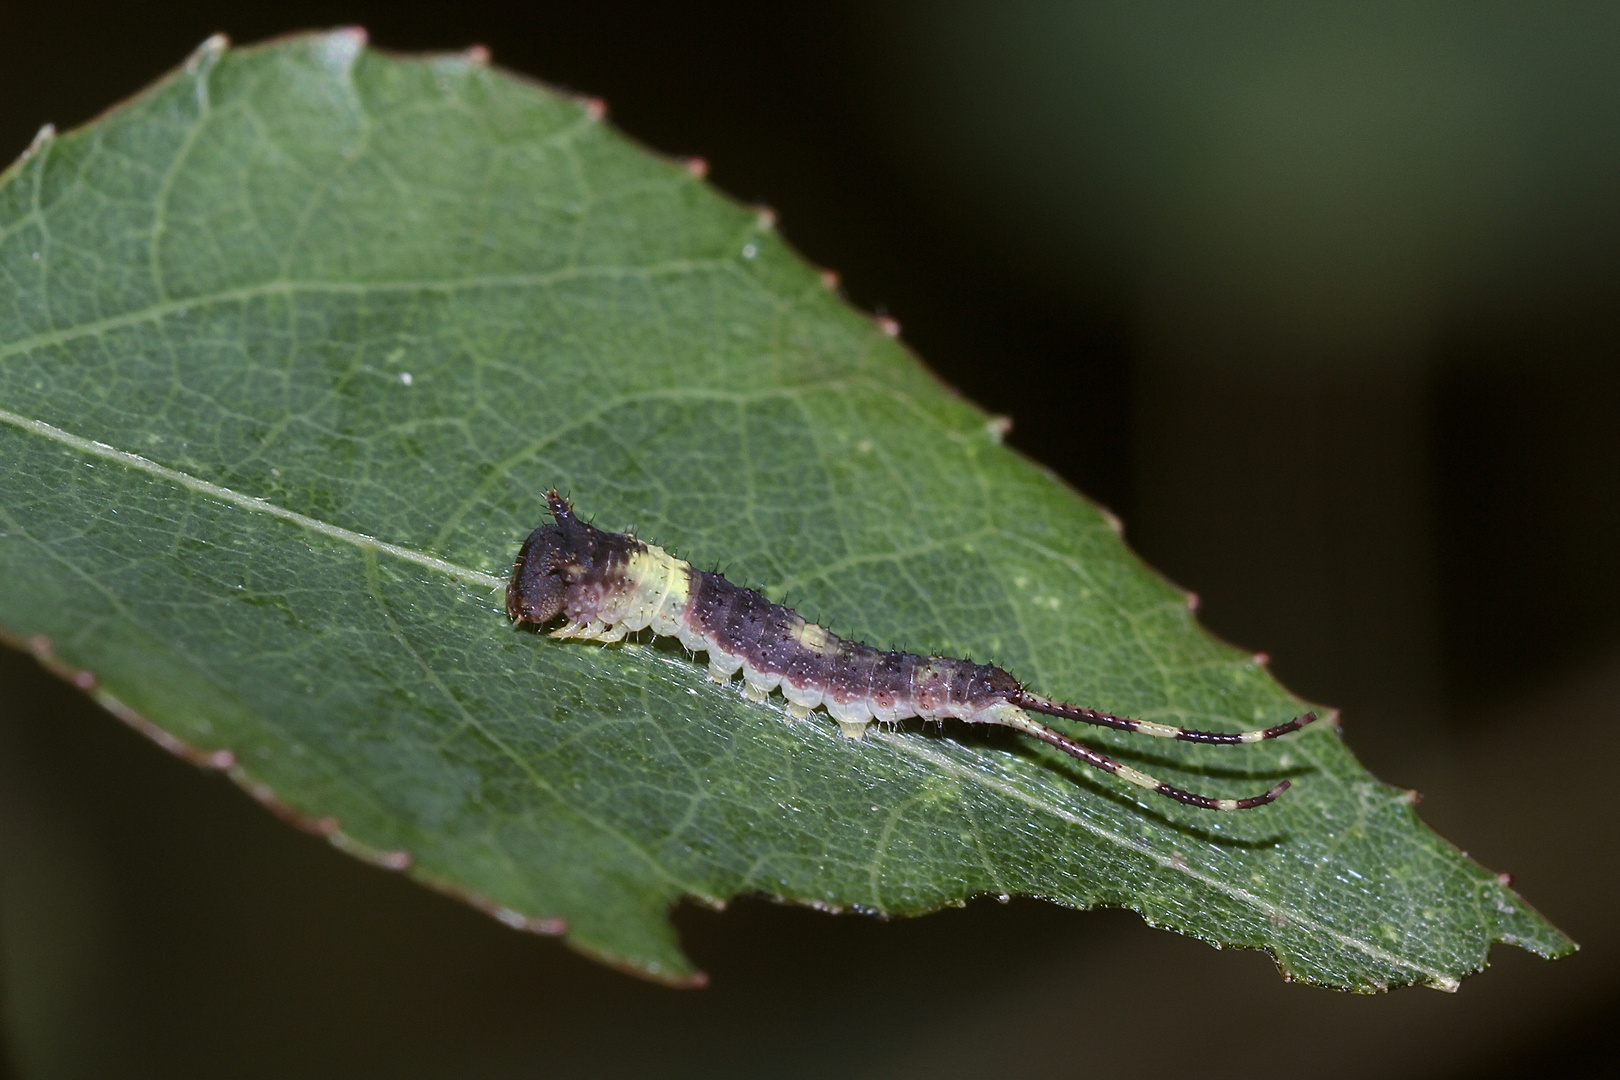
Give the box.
[992,707,1291,811]
[1010,691,1317,745]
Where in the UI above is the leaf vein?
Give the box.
[877,733,1444,981]
[0,406,505,591]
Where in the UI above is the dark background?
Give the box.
[2,2,1618,1077]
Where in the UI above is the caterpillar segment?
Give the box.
[508,492,1317,810]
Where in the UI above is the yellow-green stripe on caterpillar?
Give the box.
[508,492,1316,810]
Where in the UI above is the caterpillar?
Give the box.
[507,492,1316,810]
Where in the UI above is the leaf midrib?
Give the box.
[879,734,1450,985]
[1,403,707,907]
[0,404,505,590]
[0,401,1439,983]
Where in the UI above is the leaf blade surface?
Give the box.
[0,32,1572,987]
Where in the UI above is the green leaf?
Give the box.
[0,32,1571,989]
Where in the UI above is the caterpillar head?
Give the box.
[506,522,574,626]
[506,490,631,627]
[506,491,586,625]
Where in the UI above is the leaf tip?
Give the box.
[24,124,55,158]
[313,27,368,73]
[685,156,709,179]
[493,907,567,935]
[463,44,492,65]
[186,33,229,74]
[378,849,413,871]
[633,959,709,990]
[326,828,413,871]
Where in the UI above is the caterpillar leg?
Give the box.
[550,619,624,643]
[981,703,1290,810]
[835,719,871,740]
[1011,691,1316,745]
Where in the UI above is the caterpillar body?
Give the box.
[507,492,1316,810]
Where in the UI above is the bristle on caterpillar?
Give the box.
[507,492,1316,810]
